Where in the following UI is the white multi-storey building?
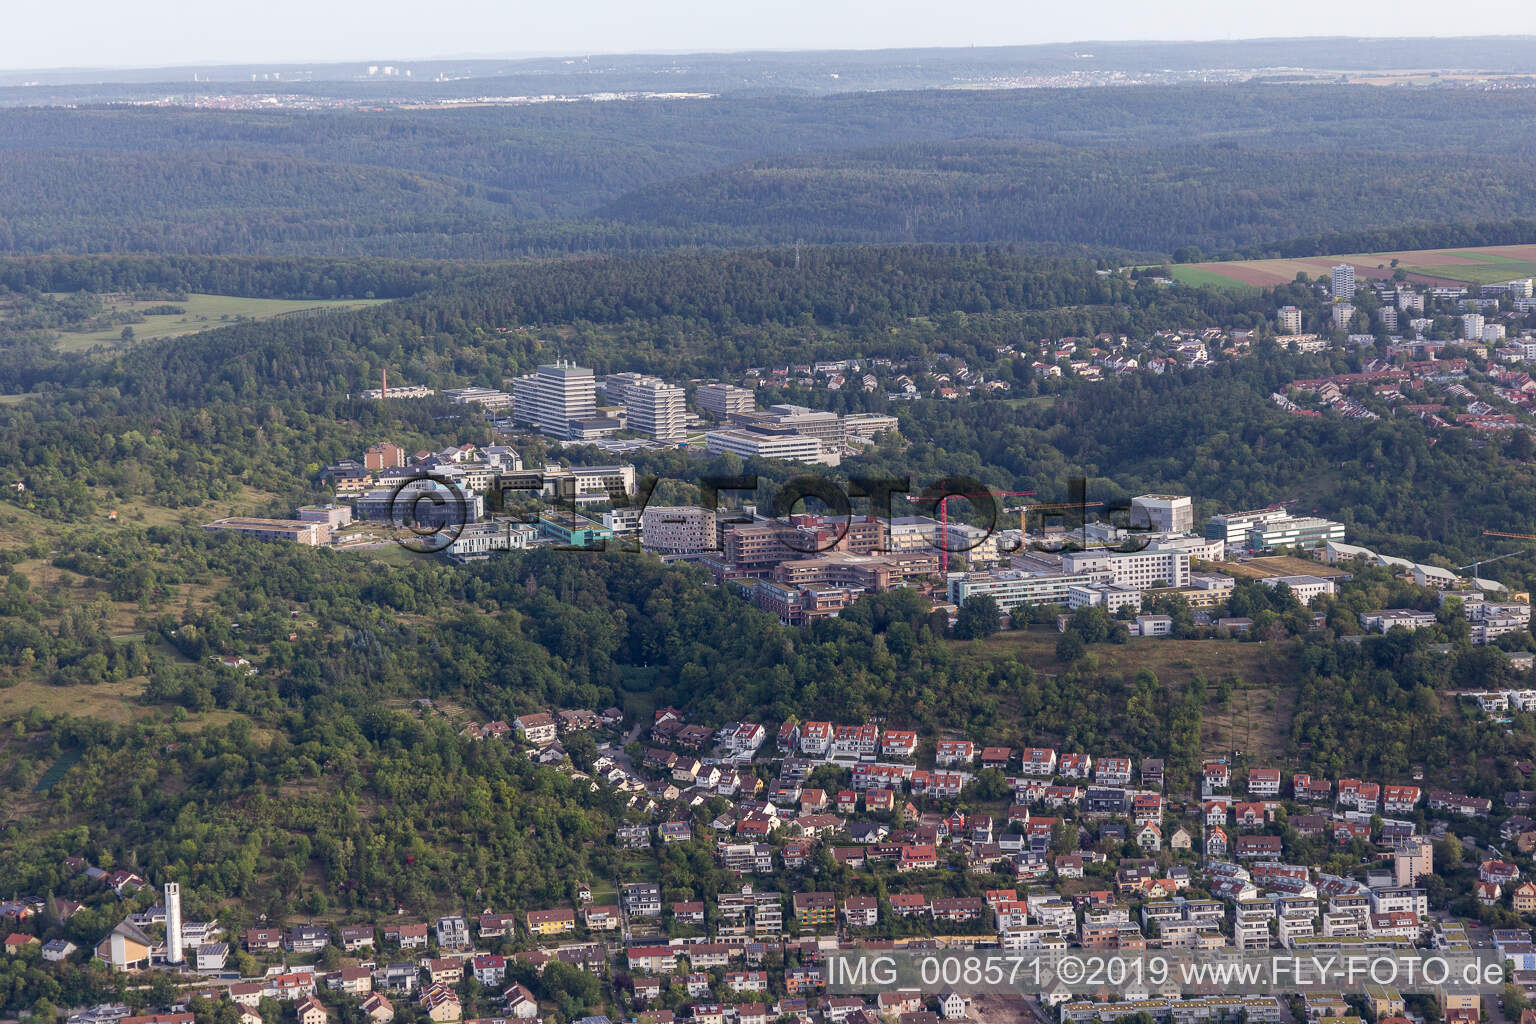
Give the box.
[1332,264,1356,301]
[510,362,597,440]
[604,373,687,442]
[695,383,756,418]
[1060,548,1191,589]
[1130,494,1194,534]
[705,429,835,465]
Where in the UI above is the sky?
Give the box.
[4,0,1536,71]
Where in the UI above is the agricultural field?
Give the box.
[1167,243,1536,292]
[37,292,388,352]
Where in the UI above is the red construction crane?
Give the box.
[905,489,1035,574]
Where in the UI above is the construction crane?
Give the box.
[903,489,1034,574]
[1018,498,1105,538]
[1484,530,1536,542]
[1456,550,1520,583]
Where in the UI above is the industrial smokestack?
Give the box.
[165,882,183,965]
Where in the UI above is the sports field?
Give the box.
[1167,244,1536,292]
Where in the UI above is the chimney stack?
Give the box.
[165,882,183,965]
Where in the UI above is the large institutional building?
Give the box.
[603,373,688,442]
[510,362,598,440]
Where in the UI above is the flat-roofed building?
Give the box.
[1061,548,1191,589]
[603,373,687,442]
[1205,508,1290,545]
[949,569,1111,612]
[296,504,353,529]
[444,521,536,563]
[204,518,327,546]
[509,362,597,440]
[355,482,484,526]
[773,551,937,591]
[730,404,844,446]
[842,413,899,440]
[696,383,756,419]
[1260,574,1336,604]
[706,428,834,465]
[1131,495,1194,534]
[441,386,513,412]
[1244,516,1345,553]
[642,506,719,554]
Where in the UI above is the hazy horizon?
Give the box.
[5,0,1536,74]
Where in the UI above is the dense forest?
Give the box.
[3,85,1536,258]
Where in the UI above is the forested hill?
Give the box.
[3,85,1536,258]
[3,244,1536,574]
[2,248,1271,403]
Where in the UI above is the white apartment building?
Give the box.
[510,362,597,440]
[641,506,719,554]
[1331,303,1355,330]
[1277,306,1303,335]
[1061,548,1191,589]
[1332,264,1356,301]
[1462,313,1486,341]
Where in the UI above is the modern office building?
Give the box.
[509,362,597,440]
[1061,548,1191,589]
[705,428,835,465]
[1243,516,1345,553]
[729,404,845,446]
[1205,507,1291,546]
[1130,494,1194,534]
[603,373,687,442]
[1332,264,1356,301]
[695,383,756,419]
[948,569,1113,612]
